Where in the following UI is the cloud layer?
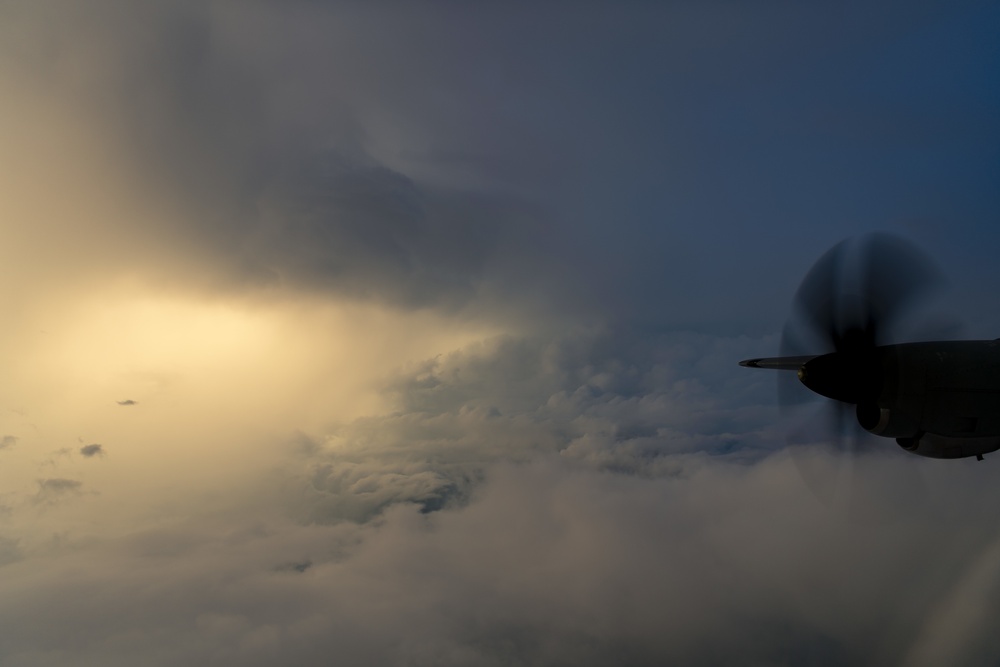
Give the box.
[3,326,1000,666]
[5,452,1000,666]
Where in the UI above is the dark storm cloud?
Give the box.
[244,153,529,309]
[0,0,562,315]
[0,435,16,451]
[9,1,996,330]
[117,400,136,406]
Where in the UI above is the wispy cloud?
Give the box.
[33,478,83,505]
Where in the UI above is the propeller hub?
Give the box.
[798,352,882,404]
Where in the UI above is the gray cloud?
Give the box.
[80,444,105,458]
[10,1,995,332]
[0,536,21,567]
[241,152,529,310]
[0,435,16,451]
[274,560,312,574]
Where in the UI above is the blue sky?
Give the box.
[0,2,999,665]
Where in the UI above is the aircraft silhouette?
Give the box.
[740,233,1000,461]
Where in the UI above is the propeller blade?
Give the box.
[857,232,946,348]
[783,232,946,358]
[789,239,848,352]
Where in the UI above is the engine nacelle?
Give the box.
[895,432,1000,459]
[856,403,920,438]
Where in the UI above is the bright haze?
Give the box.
[1,2,999,665]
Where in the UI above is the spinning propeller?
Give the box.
[741,233,953,511]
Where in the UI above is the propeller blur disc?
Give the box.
[778,233,950,518]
